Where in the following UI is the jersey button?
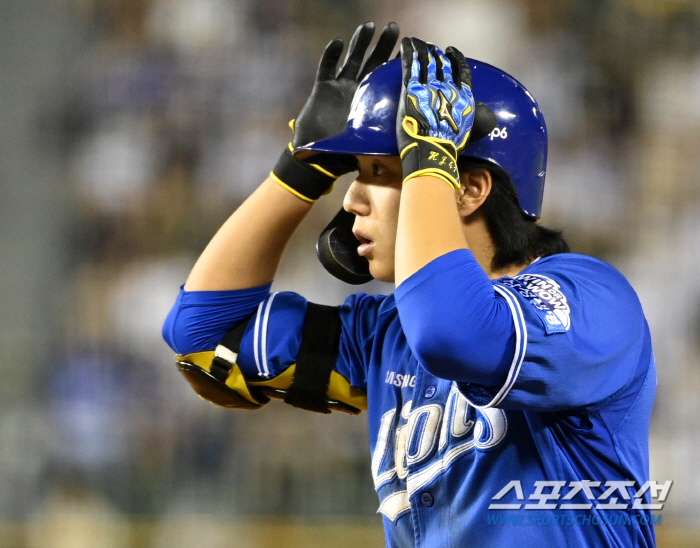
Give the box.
[424,386,436,399]
[420,492,434,507]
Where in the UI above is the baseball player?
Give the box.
[163,24,657,547]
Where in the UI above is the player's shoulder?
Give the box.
[519,252,634,289]
[501,252,643,316]
[495,253,647,344]
[338,292,398,348]
[342,291,391,308]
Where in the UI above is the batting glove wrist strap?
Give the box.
[271,146,338,203]
[400,124,459,189]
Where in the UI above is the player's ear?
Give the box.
[456,168,491,218]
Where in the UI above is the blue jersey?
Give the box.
[164,250,656,548]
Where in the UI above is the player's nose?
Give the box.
[343,179,371,217]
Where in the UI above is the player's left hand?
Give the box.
[397,38,475,189]
[271,22,399,203]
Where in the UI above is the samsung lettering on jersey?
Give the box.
[385,371,417,388]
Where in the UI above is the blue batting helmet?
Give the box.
[298,57,547,219]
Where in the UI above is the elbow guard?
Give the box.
[176,317,269,410]
[176,303,366,414]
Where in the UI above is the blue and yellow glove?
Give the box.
[397,38,475,190]
[271,22,400,202]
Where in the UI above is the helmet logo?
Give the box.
[437,90,459,133]
[489,127,508,140]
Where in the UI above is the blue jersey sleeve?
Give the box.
[394,249,517,387]
[461,254,650,410]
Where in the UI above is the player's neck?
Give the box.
[462,216,528,280]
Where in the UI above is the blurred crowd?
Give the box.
[2,0,700,545]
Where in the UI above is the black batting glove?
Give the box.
[272,22,400,202]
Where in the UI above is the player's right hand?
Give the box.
[293,21,400,148]
[271,22,400,203]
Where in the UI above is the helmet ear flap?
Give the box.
[470,102,497,143]
[316,208,373,285]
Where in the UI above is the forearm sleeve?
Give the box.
[162,283,272,355]
[394,249,516,386]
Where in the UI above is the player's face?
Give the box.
[343,155,404,283]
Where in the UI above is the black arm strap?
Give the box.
[209,315,252,382]
[284,303,342,414]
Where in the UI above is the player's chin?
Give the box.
[368,257,395,284]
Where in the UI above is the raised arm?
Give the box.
[391,39,515,387]
[185,22,399,291]
[393,39,475,285]
[165,23,399,411]
[184,179,312,290]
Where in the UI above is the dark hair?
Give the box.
[458,158,569,271]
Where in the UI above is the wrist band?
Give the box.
[399,125,461,189]
[271,146,337,202]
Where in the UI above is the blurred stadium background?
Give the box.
[1,0,699,546]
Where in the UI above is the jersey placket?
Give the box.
[405,365,446,547]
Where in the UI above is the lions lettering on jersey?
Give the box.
[372,384,507,521]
